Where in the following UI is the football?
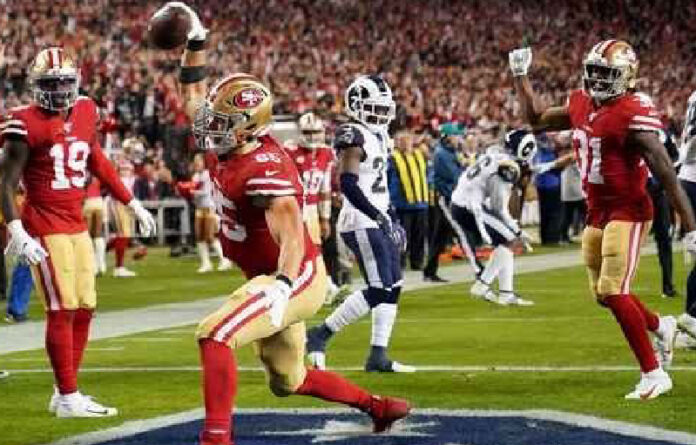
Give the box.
[147,3,191,50]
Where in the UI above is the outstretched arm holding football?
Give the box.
[509,48,571,132]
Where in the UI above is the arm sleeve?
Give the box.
[0,114,28,144]
[88,140,133,204]
[627,94,663,133]
[340,172,381,221]
[488,178,520,234]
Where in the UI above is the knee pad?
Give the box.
[363,287,390,308]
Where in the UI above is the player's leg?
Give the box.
[112,202,135,277]
[597,221,673,398]
[649,186,675,298]
[678,179,696,337]
[306,229,391,369]
[195,208,213,273]
[366,234,414,372]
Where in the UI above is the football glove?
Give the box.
[259,278,293,328]
[129,199,157,238]
[376,213,407,251]
[683,230,696,261]
[5,220,48,265]
[162,1,208,41]
[509,47,532,77]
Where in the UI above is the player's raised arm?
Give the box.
[632,130,696,240]
[509,48,571,132]
[155,2,209,120]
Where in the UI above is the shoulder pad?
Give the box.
[497,159,521,183]
[334,124,365,151]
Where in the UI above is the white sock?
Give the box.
[480,245,505,285]
[197,242,211,267]
[94,237,106,270]
[495,245,515,293]
[371,303,397,348]
[212,239,224,259]
[325,290,370,333]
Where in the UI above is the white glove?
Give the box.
[518,229,534,252]
[509,47,532,77]
[162,1,208,41]
[684,230,696,261]
[532,161,555,175]
[258,278,293,328]
[128,199,157,238]
[5,220,48,265]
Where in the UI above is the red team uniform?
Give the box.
[285,143,334,244]
[1,95,134,412]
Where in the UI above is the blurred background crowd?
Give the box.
[0,0,694,315]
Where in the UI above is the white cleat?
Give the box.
[217,259,233,272]
[675,332,696,349]
[498,292,535,306]
[390,361,417,373]
[470,280,498,303]
[56,392,118,418]
[654,316,677,369]
[308,351,326,371]
[48,386,59,413]
[624,369,672,400]
[0,370,8,379]
[677,313,696,340]
[197,263,213,274]
[113,267,137,278]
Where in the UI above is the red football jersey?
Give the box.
[85,175,102,198]
[568,89,661,227]
[210,136,318,279]
[285,144,334,206]
[0,97,132,236]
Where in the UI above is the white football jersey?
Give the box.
[679,90,696,183]
[337,123,391,232]
[451,152,520,234]
[192,170,215,209]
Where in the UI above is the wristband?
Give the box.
[276,274,292,288]
[180,66,208,84]
[186,39,208,51]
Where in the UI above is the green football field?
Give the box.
[1,247,695,445]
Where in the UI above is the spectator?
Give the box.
[133,160,161,201]
[388,131,429,270]
[424,122,465,282]
[533,134,563,245]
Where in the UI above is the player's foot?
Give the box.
[675,331,696,349]
[661,287,678,299]
[5,312,28,323]
[654,315,677,369]
[677,313,696,339]
[423,274,448,283]
[497,292,534,306]
[470,279,497,303]
[0,370,8,379]
[306,326,330,370]
[113,267,137,278]
[624,368,672,400]
[217,258,233,272]
[368,395,411,433]
[198,430,233,445]
[133,245,148,260]
[56,392,118,418]
[198,263,213,274]
[48,386,59,413]
[364,356,416,373]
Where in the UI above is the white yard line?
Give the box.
[0,246,653,355]
[9,364,696,373]
[44,407,696,445]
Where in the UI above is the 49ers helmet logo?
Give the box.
[233,88,265,109]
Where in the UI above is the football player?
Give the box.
[509,41,696,399]
[191,152,232,273]
[452,130,536,306]
[110,150,138,277]
[305,75,414,373]
[285,112,342,300]
[677,90,696,341]
[170,3,410,444]
[0,47,156,417]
